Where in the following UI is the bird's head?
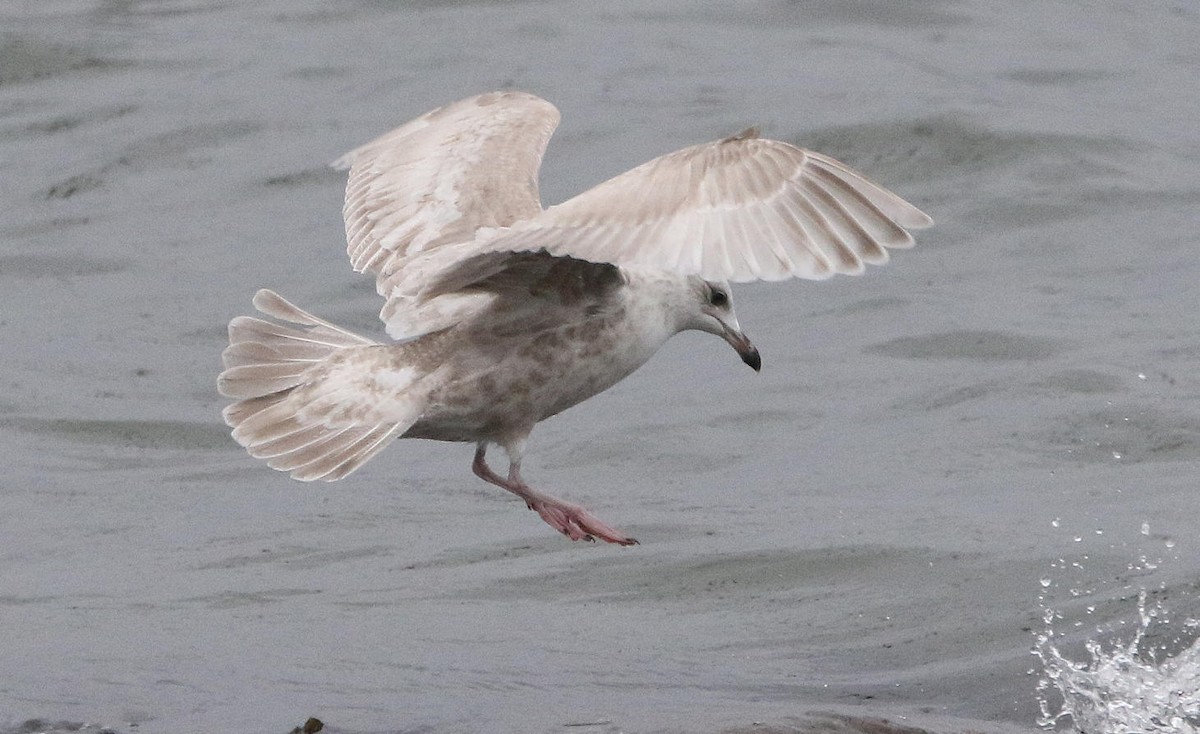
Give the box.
[682,277,761,372]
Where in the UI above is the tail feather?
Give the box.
[222,337,334,367]
[231,401,307,445]
[227,316,358,355]
[320,424,405,481]
[246,423,331,460]
[221,393,281,428]
[218,289,423,482]
[267,424,369,473]
[285,423,404,482]
[219,362,315,399]
[252,289,371,339]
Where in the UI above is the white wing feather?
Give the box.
[333,91,560,337]
[472,130,933,282]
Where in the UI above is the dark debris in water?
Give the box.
[44,174,103,199]
[2,721,116,734]
[2,717,325,734]
[721,713,943,733]
[264,166,345,188]
[288,717,323,734]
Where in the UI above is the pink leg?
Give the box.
[472,444,638,546]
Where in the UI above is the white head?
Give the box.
[677,276,761,372]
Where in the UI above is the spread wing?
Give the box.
[472,129,933,282]
[333,90,560,337]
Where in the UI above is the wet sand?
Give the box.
[2,1,1199,732]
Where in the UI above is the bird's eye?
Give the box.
[709,289,729,308]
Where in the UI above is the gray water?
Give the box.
[2,2,1199,733]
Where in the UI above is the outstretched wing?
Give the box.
[333,90,561,336]
[472,129,933,283]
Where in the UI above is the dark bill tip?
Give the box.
[721,326,761,373]
[741,345,762,372]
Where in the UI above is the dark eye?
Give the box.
[709,289,729,307]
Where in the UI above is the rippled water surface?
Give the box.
[2,1,1199,732]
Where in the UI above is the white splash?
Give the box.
[1034,543,1200,733]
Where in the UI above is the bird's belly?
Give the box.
[407,322,664,443]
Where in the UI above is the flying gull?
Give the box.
[218,91,932,546]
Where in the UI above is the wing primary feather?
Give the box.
[805,163,913,251]
[775,182,836,278]
[806,153,933,229]
[808,175,891,265]
[760,189,815,278]
[745,198,797,280]
[710,209,745,280]
[800,175,886,267]
[731,157,791,277]
[795,178,865,274]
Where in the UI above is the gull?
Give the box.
[217,91,932,546]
